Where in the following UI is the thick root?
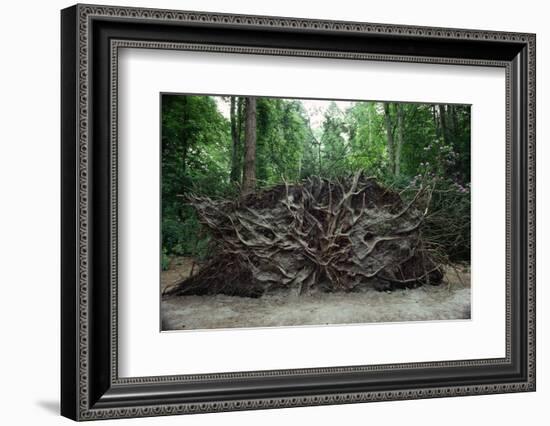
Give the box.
[168,172,443,297]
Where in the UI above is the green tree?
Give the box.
[161,95,231,257]
[320,102,349,177]
[345,101,387,177]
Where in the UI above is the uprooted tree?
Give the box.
[167,172,444,298]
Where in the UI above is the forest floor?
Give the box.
[161,257,471,331]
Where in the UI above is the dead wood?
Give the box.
[167,172,443,298]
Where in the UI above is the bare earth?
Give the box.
[161,257,470,331]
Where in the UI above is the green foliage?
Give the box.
[426,179,471,261]
[162,206,210,258]
[161,247,171,271]
[161,95,231,257]
[319,102,349,177]
[161,94,471,263]
[345,102,388,178]
[255,98,308,186]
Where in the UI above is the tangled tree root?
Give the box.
[168,172,443,298]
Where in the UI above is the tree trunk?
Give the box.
[180,96,189,176]
[448,104,458,144]
[438,104,449,145]
[395,103,404,177]
[242,97,257,196]
[432,105,439,139]
[237,97,244,148]
[318,138,322,174]
[448,105,456,133]
[367,102,373,146]
[383,103,395,175]
[229,97,240,183]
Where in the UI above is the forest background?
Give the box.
[161,94,471,270]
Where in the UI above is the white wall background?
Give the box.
[0,0,546,424]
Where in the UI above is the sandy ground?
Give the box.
[161,257,470,331]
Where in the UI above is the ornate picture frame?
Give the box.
[61,4,535,421]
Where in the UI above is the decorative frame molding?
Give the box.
[61,3,535,421]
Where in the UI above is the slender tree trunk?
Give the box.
[237,98,244,162]
[383,103,395,175]
[242,97,257,195]
[432,105,439,139]
[438,104,449,146]
[318,140,322,174]
[448,104,459,146]
[237,97,244,139]
[306,118,321,175]
[229,97,240,183]
[395,104,404,177]
[367,102,373,146]
[448,105,457,134]
[180,96,189,176]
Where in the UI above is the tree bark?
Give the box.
[438,104,449,146]
[242,97,257,195]
[229,97,240,183]
[169,174,443,298]
[383,103,395,175]
[237,97,244,148]
[448,104,458,144]
[367,102,373,146]
[395,103,404,177]
[180,96,189,176]
[432,105,439,139]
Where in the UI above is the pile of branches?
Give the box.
[167,172,444,298]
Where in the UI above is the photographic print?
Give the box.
[160,94,471,331]
[61,7,535,418]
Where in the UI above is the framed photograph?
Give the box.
[61,4,536,421]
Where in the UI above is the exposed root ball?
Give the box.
[168,172,443,297]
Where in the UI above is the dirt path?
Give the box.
[161,257,470,331]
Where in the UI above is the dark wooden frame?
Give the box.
[61,3,536,421]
